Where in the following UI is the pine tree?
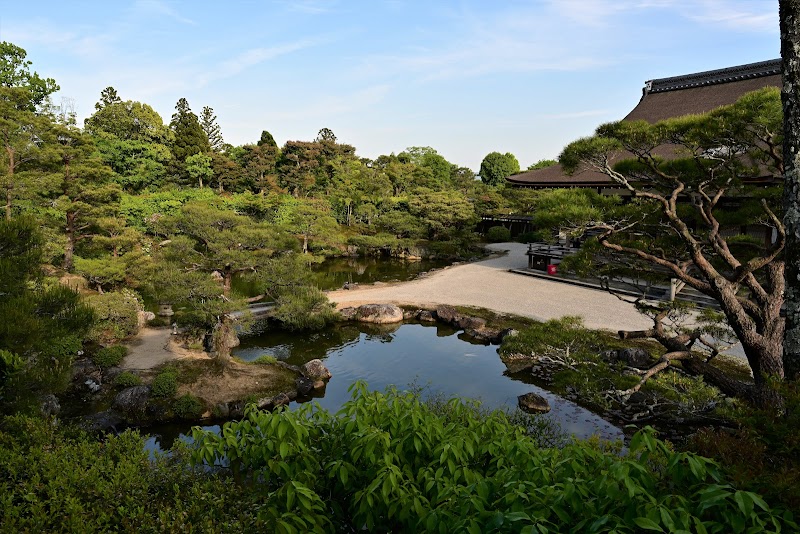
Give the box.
[200,106,224,152]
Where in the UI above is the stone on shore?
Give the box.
[353,303,404,324]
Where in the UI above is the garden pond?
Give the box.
[145,321,623,451]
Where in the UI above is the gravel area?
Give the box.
[328,243,653,333]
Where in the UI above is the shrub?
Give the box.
[174,394,203,419]
[92,345,128,369]
[272,287,339,331]
[85,290,142,345]
[0,414,263,531]
[114,371,141,388]
[251,355,278,365]
[190,382,796,533]
[486,225,511,242]
[150,370,178,398]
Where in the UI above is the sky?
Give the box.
[1,1,780,172]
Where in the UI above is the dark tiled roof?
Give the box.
[645,59,781,94]
[509,60,781,188]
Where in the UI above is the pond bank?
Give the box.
[327,243,653,333]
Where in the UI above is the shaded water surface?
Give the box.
[234,322,622,440]
[147,323,622,451]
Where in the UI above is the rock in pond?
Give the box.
[296,376,316,396]
[353,303,404,324]
[302,359,332,381]
[518,392,551,414]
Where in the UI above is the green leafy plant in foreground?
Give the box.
[191,382,795,533]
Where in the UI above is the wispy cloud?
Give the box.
[268,84,392,121]
[683,1,776,33]
[133,0,196,25]
[196,39,320,86]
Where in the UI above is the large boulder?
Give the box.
[518,392,551,414]
[113,385,151,416]
[302,359,332,381]
[137,310,156,328]
[354,304,403,324]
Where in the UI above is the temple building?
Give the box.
[506,59,782,191]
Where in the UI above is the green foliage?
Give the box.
[251,355,278,365]
[92,344,127,369]
[480,151,520,186]
[272,286,339,331]
[486,225,511,242]
[527,159,557,171]
[191,383,795,532]
[0,415,266,531]
[174,393,204,419]
[0,41,59,109]
[690,381,800,511]
[408,187,477,240]
[529,188,619,238]
[0,217,94,411]
[185,152,213,188]
[113,371,142,388]
[169,97,210,182]
[85,290,142,345]
[150,370,178,398]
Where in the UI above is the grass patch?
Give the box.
[451,306,534,331]
[250,355,278,365]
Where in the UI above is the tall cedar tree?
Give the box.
[169,98,210,182]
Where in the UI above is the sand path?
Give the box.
[328,243,653,333]
[121,327,209,370]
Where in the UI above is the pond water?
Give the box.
[309,257,452,290]
[144,322,621,452]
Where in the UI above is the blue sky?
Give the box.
[2,1,779,171]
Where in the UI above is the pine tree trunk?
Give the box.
[782,0,800,381]
[64,211,75,272]
[5,146,14,221]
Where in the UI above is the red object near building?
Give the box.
[547,264,558,275]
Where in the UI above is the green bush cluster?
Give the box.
[486,225,511,243]
[85,290,142,345]
[272,287,339,331]
[150,370,178,398]
[91,345,128,369]
[0,415,264,531]
[191,382,795,532]
[113,371,141,388]
[173,394,203,419]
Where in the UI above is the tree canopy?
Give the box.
[480,151,520,186]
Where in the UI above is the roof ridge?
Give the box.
[644,59,781,94]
